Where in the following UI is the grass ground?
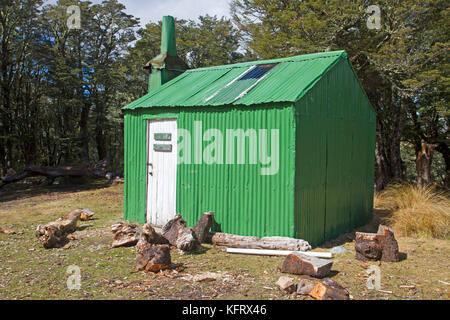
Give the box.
[0,181,449,300]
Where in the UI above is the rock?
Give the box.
[162,214,187,246]
[193,272,221,282]
[297,278,317,295]
[276,276,296,294]
[80,208,95,221]
[135,239,171,273]
[176,227,199,251]
[281,253,333,278]
[309,278,349,300]
[111,222,141,248]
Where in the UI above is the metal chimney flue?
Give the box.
[144,15,188,93]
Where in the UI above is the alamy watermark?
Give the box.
[66,264,81,290]
[176,122,279,176]
[366,5,381,30]
[66,5,81,30]
[366,265,381,290]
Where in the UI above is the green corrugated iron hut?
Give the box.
[122,16,376,246]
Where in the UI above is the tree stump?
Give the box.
[136,239,171,273]
[111,222,141,248]
[193,212,214,243]
[35,209,82,248]
[281,253,333,278]
[162,214,187,246]
[355,225,399,262]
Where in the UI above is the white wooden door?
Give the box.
[146,119,177,226]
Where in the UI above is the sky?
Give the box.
[45,0,232,26]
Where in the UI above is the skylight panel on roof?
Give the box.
[204,63,278,104]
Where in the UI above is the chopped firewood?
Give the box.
[193,212,214,243]
[297,278,317,295]
[111,222,141,248]
[209,233,311,251]
[80,208,95,221]
[35,209,81,248]
[142,223,169,244]
[135,239,171,273]
[176,227,199,251]
[162,214,187,246]
[281,253,333,278]
[276,276,296,294]
[309,278,350,300]
[355,225,400,262]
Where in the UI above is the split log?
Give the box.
[193,212,214,243]
[377,225,400,262]
[80,208,95,221]
[355,225,399,262]
[276,276,296,294]
[281,253,333,278]
[210,233,312,251]
[176,227,199,251]
[309,278,350,300]
[35,209,82,248]
[135,239,171,273]
[111,222,141,248]
[162,214,187,246]
[297,278,317,295]
[142,223,169,244]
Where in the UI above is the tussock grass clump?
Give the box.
[375,183,450,239]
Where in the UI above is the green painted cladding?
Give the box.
[123,50,376,247]
[293,58,376,246]
[123,104,296,238]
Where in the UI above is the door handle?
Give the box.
[148,163,153,176]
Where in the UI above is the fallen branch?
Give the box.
[35,209,82,248]
[210,233,312,251]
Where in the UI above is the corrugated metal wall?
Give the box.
[123,104,297,238]
[293,58,376,246]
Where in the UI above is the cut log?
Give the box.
[80,208,95,221]
[35,209,82,248]
[162,214,187,246]
[135,239,171,273]
[226,248,332,258]
[193,212,214,243]
[276,276,296,294]
[377,225,400,262]
[309,278,350,300]
[111,222,141,248]
[355,224,399,262]
[176,227,199,251]
[281,253,333,278]
[142,223,169,245]
[210,233,312,251]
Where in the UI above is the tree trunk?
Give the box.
[416,142,433,188]
[436,142,450,188]
[162,214,187,246]
[111,222,141,248]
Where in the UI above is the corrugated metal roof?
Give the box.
[123,50,347,110]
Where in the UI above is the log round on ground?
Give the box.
[142,223,169,245]
[111,222,141,248]
[176,227,199,251]
[281,253,333,278]
[355,225,400,262]
[309,278,350,300]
